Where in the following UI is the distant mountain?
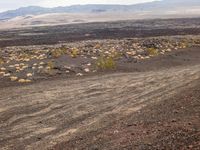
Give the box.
[0,0,200,20]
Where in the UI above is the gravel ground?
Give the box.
[0,47,200,150]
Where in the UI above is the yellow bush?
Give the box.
[94,43,101,49]
[147,48,158,56]
[96,56,116,70]
[71,48,79,58]
[47,61,55,70]
[51,48,67,58]
[110,51,122,59]
[0,57,4,64]
[19,53,31,59]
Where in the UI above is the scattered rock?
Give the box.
[76,73,83,76]
[27,73,33,77]
[3,73,11,77]
[84,68,90,73]
[10,76,18,81]
[0,67,6,71]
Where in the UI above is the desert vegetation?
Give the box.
[0,16,200,150]
[96,55,116,70]
[0,36,199,85]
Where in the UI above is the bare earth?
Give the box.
[0,18,200,149]
[0,48,200,149]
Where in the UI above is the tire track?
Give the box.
[0,65,200,150]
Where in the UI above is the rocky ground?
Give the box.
[1,18,200,47]
[1,35,200,88]
[0,18,200,150]
[0,51,200,149]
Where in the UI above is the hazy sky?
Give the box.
[0,0,155,12]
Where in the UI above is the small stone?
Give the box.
[20,63,25,66]
[91,57,97,60]
[114,130,119,134]
[0,67,6,71]
[0,71,5,75]
[16,66,21,70]
[46,66,51,70]
[22,65,28,69]
[126,51,136,56]
[145,56,150,59]
[188,145,193,149]
[40,62,45,65]
[26,73,33,77]
[18,78,32,83]
[24,58,30,62]
[84,68,90,73]
[38,66,44,69]
[18,79,26,83]
[166,48,171,52]
[140,56,145,60]
[9,65,15,68]
[14,64,20,67]
[76,73,83,76]
[161,52,165,55]
[87,63,91,66]
[4,73,11,77]
[10,76,18,81]
[25,79,32,83]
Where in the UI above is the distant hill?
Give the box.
[0,0,200,20]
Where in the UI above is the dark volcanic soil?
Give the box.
[0,46,200,89]
[0,18,200,150]
[0,47,200,150]
[54,79,200,150]
[1,18,200,47]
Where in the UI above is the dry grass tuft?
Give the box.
[47,61,55,70]
[71,48,79,58]
[147,48,158,56]
[0,57,4,64]
[51,48,67,58]
[96,55,116,70]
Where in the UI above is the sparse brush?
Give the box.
[110,51,122,59]
[0,57,4,64]
[96,55,116,70]
[51,48,67,58]
[19,53,31,59]
[94,43,101,49]
[179,42,187,48]
[147,48,158,56]
[71,48,79,58]
[47,61,55,70]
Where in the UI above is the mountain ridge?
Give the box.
[0,0,200,20]
[1,0,200,20]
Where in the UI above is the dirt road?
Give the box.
[0,63,200,149]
